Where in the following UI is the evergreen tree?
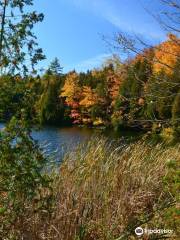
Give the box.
[48,57,63,76]
[36,72,65,125]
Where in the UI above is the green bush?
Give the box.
[0,117,53,239]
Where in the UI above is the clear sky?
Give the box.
[33,0,167,73]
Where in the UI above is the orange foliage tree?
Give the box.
[153,34,180,75]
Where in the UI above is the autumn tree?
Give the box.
[104,56,123,105]
[60,71,81,123]
[153,34,180,75]
[79,86,98,124]
[108,0,180,131]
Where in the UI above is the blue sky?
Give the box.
[33,0,167,73]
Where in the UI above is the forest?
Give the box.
[0,0,179,239]
[0,34,180,140]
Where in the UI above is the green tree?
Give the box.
[172,90,180,137]
[47,57,63,76]
[0,1,52,238]
[0,0,45,75]
[36,71,65,125]
[0,75,25,120]
[0,117,52,238]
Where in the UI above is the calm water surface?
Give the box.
[0,123,140,161]
[0,123,102,161]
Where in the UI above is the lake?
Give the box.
[0,123,140,161]
[0,123,105,161]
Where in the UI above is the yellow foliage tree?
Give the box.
[153,34,180,75]
[79,86,97,108]
[60,71,80,105]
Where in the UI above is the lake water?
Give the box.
[0,123,103,161]
[0,123,140,161]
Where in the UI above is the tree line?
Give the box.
[0,34,179,138]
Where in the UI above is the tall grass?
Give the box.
[39,138,179,239]
[5,137,180,239]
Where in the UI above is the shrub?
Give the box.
[0,117,53,239]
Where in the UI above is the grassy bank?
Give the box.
[19,140,180,238]
[1,135,179,239]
